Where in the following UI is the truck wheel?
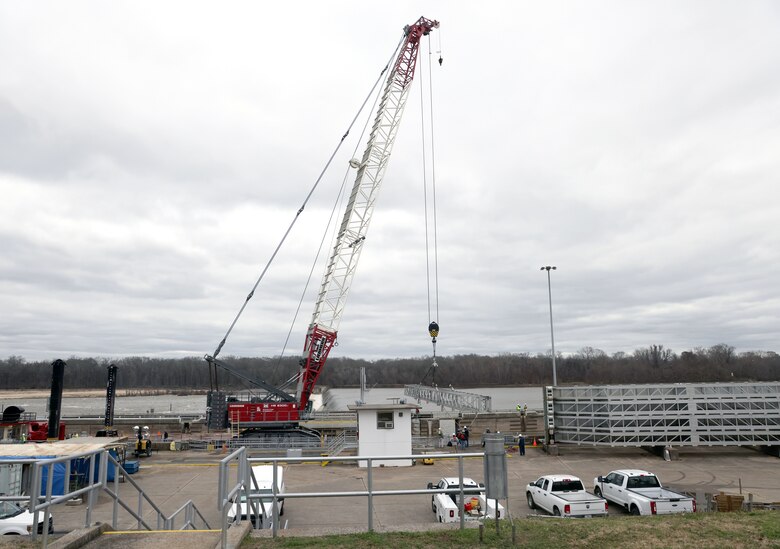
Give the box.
[553,506,561,516]
[630,505,641,516]
[526,493,535,510]
[594,487,602,498]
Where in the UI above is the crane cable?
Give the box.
[423,33,442,385]
[209,35,406,362]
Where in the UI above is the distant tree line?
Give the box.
[0,344,777,392]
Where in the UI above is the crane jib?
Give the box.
[309,16,439,334]
[394,17,440,88]
[299,16,438,413]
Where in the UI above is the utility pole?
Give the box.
[540,266,557,386]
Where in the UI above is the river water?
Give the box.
[0,386,545,418]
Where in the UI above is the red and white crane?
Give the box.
[207,16,439,433]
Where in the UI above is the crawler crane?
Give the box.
[205,17,440,436]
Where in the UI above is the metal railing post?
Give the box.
[111,455,119,528]
[367,458,373,532]
[88,451,99,528]
[30,463,40,542]
[42,461,54,547]
[458,456,465,530]
[137,491,143,529]
[220,501,229,549]
[272,461,279,538]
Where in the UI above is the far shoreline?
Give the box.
[0,384,543,400]
[0,388,210,399]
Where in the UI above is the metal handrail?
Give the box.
[30,449,104,546]
[167,499,212,530]
[244,452,487,539]
[218,447,248,549]
[27,449,211,547]
[103,452,172,530]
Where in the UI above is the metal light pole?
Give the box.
[540,266,557,386]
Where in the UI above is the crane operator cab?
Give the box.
[133,425,153,457]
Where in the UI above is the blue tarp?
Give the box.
[72,450,117,483]
[0,455,66,496]
[40,461,66,496]
[1,449,119,496]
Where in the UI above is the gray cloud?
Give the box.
[1,2,778,363]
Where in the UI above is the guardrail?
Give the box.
[29,449,105,547]
[21,449,210,547]
[305,411,357,422]
[194,435,324,451]
[325,430,358,455]
[102,452,210,531]
[215,447,494,547]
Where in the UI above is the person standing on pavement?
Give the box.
[463,426,470,448]
[482,428,491,448]
[518,433,526,455]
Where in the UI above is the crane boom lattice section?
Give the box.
[311,17,438,333]
[404,384,492,413]
[296,17,438,413]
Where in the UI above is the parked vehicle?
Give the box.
[526,475,608,517]
[427,477,504,523]
[228,465,285,528]
[0,501,53,535]
[593,469,696,516]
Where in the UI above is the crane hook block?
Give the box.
[428,321,439,338]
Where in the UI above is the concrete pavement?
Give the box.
[43,444,780,546]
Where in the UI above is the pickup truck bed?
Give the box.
[628,487,693,513]
[428,477,504,523]
[594,469,695,516]
[527,475,608,518]
[554,491,606,504]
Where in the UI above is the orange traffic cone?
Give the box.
[533,437,537,447]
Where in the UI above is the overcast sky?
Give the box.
[1,1,778,365]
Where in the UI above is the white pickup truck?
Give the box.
[526,475,608,518]
[593,469,696,516]
[427,477,504,523]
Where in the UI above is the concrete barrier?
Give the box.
[216,520,252,549]
[48,522,112,549]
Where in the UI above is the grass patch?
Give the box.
[241,512,780,548]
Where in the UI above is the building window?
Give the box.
[377,411,394,429]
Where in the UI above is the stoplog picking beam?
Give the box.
[404,384,492,413]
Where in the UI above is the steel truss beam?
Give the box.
[404,384,492,413]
